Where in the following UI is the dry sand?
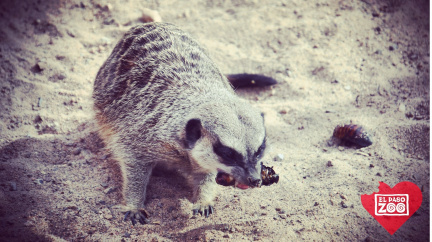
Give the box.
[0,0,429,241]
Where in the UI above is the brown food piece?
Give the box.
[215,163,279,187]
[333,124,373,147]
[215,172,235,186]
[261,163,279,186]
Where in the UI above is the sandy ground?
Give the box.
[0,0,430,241]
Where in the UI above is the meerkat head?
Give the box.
[182,100,266,189]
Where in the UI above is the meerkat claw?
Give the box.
[139,213,151,224]
[139,208,150,218]
[123,211,131,222]
[123,209,150,226]
[192,209,199,216]
[204,206,214,218]
[192,209,200,216]
[192,205,215,218]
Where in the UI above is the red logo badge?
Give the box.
[361,181,422,235]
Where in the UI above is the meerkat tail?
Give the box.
[226,73,277,89]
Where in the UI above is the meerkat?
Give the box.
[93,22,274,225]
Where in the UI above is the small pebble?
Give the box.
[279,214,287,219]
[398,103,406,112]
[57,74,67,80]
[408,53,418,61]
[100,37,111,46]
[66,29,76,38]
[104,213,113,220]
[274,154,284,162]
[66,204,78,210]
[73,148,82,156]
[337,146,345,151]
[24,221,34,227]
[34,179,43,185]
[103,187,115,194]
[34,115,43,123]
[344,85,351,90]
[223,234,232,238]
[314,202,319,206]
[327,161,333,167]
[9,181,17,191]
[36,61,47,71]
[101,3,113,11]
[123,232,131,238]
[341,201,348,208]
[140,8,162,23]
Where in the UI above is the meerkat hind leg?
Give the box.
[114,155,155,225]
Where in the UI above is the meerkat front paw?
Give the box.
[113,205,151,225]
[190,173,218,218]
[124,208,151,225]
[192,202,215,218]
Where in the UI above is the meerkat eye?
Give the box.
[213,141,243,166]
[254,138,266,160]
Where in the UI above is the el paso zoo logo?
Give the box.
[361,181,422,235]
[375,194,408,216]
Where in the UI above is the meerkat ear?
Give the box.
[185,119,202,149]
